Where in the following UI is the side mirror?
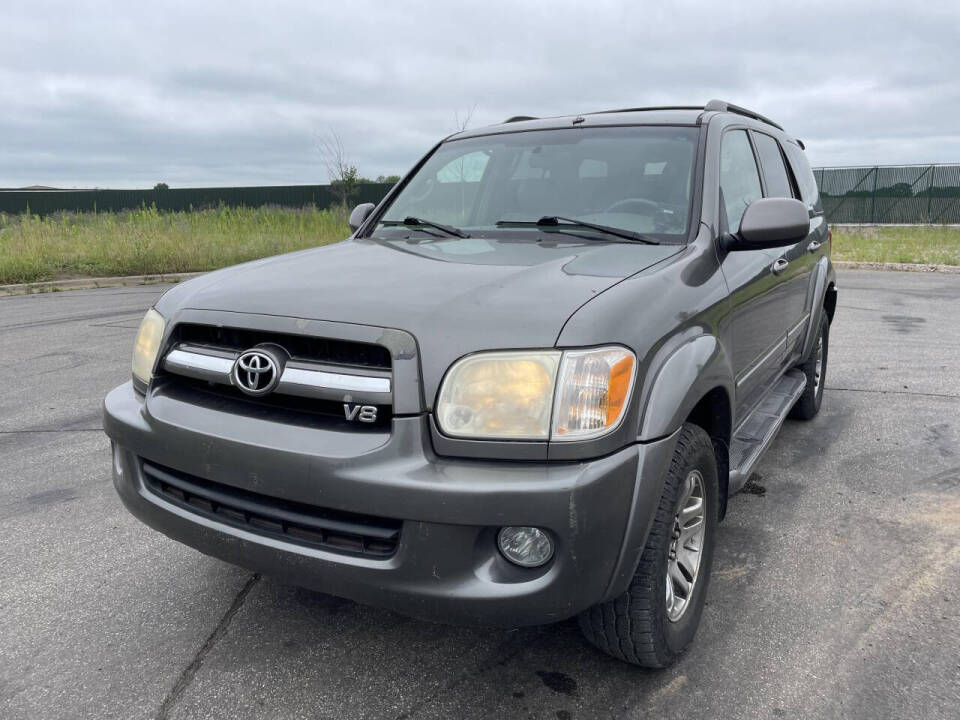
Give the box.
[723,197,809,251]
[348,203,376,233]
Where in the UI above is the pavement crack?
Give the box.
[155,573,260,720]
[827,386,960,399]
[0,309,145,331]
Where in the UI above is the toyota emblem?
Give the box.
[231,348,283,396]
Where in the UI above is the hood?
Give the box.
[156,236,680,398]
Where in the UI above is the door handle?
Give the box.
[807,240,822,253]
[771,257,789,275]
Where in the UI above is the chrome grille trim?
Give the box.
[165,348,234,381]
[280,367,391,396]
[163,344,392,403]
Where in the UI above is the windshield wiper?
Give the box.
[381,216,469,238]
[495,216,659,245]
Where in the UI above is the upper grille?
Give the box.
[175,324,392,370]
[141,460,402,558]
[157,323,393,429]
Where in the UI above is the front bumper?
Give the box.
[104,381,677,627]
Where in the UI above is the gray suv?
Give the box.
[104,100,835,667]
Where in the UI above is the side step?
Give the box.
[728,370,807,491]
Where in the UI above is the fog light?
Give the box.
[497,526,554,568]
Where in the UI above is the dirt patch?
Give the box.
[536,671,577,697]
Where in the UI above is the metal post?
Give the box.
[926,165,935,222]
[869,167,878,223]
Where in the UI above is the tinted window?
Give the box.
[752,133,793,198]
[783,142,821,208]
[719,130,762,232]
[380,126,699,239]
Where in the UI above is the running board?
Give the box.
[728,370,807,492]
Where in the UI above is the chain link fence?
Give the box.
[816,164,960,224]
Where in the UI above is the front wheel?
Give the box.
[578,423,718,668]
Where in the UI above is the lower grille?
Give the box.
[141,461,401,558]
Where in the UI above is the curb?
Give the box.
[831,223,960,228]
[833,261,960,274]
[0,271,206,297]
[2,262,958,298]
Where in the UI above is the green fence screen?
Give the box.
[0,183,395,217]
[816,164,960,224]
[3,167,960,223]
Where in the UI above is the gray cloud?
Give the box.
[2,0,958,188]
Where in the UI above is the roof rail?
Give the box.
[589,105,704,116]
[504,115,538,123]
[702,99,783,131]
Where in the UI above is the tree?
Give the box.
[318,128,358,207]
[376,174,401,184]
[154,182,169,191]
[454,104,476,132]
[449,104,478,223]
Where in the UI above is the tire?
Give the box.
[789,312,829,420]
[578,423,719,668]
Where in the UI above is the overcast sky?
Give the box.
[2,0,958,188]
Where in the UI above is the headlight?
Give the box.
[436,346,635,441]
[436,351,560,439]
[132,308,165,385]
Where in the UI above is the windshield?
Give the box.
[377,126,698,241]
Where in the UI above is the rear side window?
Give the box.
[783,142,821,209]
[719,130,762,231]
[752,133,793,198]
[436,151,490,183]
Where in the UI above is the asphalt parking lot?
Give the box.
[1,269,958,719]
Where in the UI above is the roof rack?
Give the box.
[702,99,783,131]
[589,105,704,116]
[498,102,783,130]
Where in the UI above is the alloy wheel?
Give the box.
[813,334,824,393]
[666,469,707,622]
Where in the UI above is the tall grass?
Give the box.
[0,205,350,285]
[831,225,960,265]
[1,206,959,286]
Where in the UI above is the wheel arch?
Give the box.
[636,333,734,521]
[603,334,735,603]
[802,259,836,358]
[684,386,733,520]
[637,333,734,443]
[824,281,838,323]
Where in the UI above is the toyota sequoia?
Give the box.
[104,100,836,667]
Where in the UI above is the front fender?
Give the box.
[601,334,734,600]
[637,333,734,441]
